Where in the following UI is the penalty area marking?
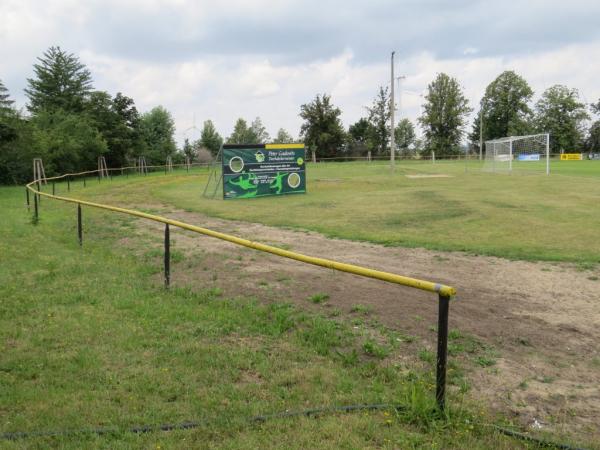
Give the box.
[405,174,453,179]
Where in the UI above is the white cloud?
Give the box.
[1,0,599,145]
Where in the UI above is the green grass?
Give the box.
[0,185,558,449]
[68,160,600,264]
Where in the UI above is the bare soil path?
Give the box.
[120,202,600,440]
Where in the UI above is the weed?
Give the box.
[350,304,372,315]
[362,339,389,359]
[308,293,329,304]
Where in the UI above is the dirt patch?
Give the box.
[405,174,453,179]
[119,203,600,440]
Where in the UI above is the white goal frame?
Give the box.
[484,133,550,175]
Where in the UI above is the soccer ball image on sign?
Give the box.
[287,172,301,189]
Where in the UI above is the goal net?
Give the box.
[483,133,550,175]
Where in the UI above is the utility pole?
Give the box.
[390,51,395,169]
[479,108,483,160]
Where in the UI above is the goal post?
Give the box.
[483,133,550,175]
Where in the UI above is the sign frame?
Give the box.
[221,143,306,200]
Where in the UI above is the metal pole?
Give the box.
[479,108,483,160]
[33,192,39,223]
[436,294,450,412]
[390,51,395,169]
[77,203,82,246]
[26,187,30,208]
[164,223,170,288]
[546,133,550,175]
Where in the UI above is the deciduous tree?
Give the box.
[299,94,345,158]
[419,73,471,156]
[471,71,534,147]
[199,120,223,155]
[366,87,391,155]
[534,85,589,153]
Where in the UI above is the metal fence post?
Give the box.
[33,192,39,222]
[26,188,30,208]
[77,203,83,246]
[436,294,450,412]
[164,223,170,288]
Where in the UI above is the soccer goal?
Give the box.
[483,133,550,175]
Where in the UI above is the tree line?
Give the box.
[300,71,599,159]
[2,47,599,183]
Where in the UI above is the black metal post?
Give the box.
[33,192,38,222]
[436,294,450,412]
[67,176,70,191]
[164,223,170,288]
[77,204,83,246]
[52,182,55,195]
[26,187,30,208]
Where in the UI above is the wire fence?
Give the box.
[25,161,457,411]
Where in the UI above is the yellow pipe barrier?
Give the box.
[26,174,456,297]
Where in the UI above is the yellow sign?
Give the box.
[560,153,582,160]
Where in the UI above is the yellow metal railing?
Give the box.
[25,165,457,409]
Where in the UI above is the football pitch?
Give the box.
[124,158,600,265]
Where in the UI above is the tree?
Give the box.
[586,121,600,153]
[139,106,177,164]
[0,112,39,184]
[226,118,255,144]
[199,120,223,156]
[534,85,589,153]
[418,73,471,156]
[366,86,391,155]
[84,91,142,167]
[346,118,370,156]
[25,46,93,114]
[471,71,534,148]
[299,94,345,158]
[0,79,14,114]
[31,109,107,175]
[182,138,194,162]
[585,98,600,153]
[394,118,416,155]
[273,128,294,144]
[249,117,270,143]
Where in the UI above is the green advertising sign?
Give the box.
[222,144,306,199]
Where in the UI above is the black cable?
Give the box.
[491,425,589,450]
[0,403,590,449]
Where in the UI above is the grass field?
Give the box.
[1,185,550,449]
[2,160,598,448]
[76,159,600,264]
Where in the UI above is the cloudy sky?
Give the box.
[2,0,599,143]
